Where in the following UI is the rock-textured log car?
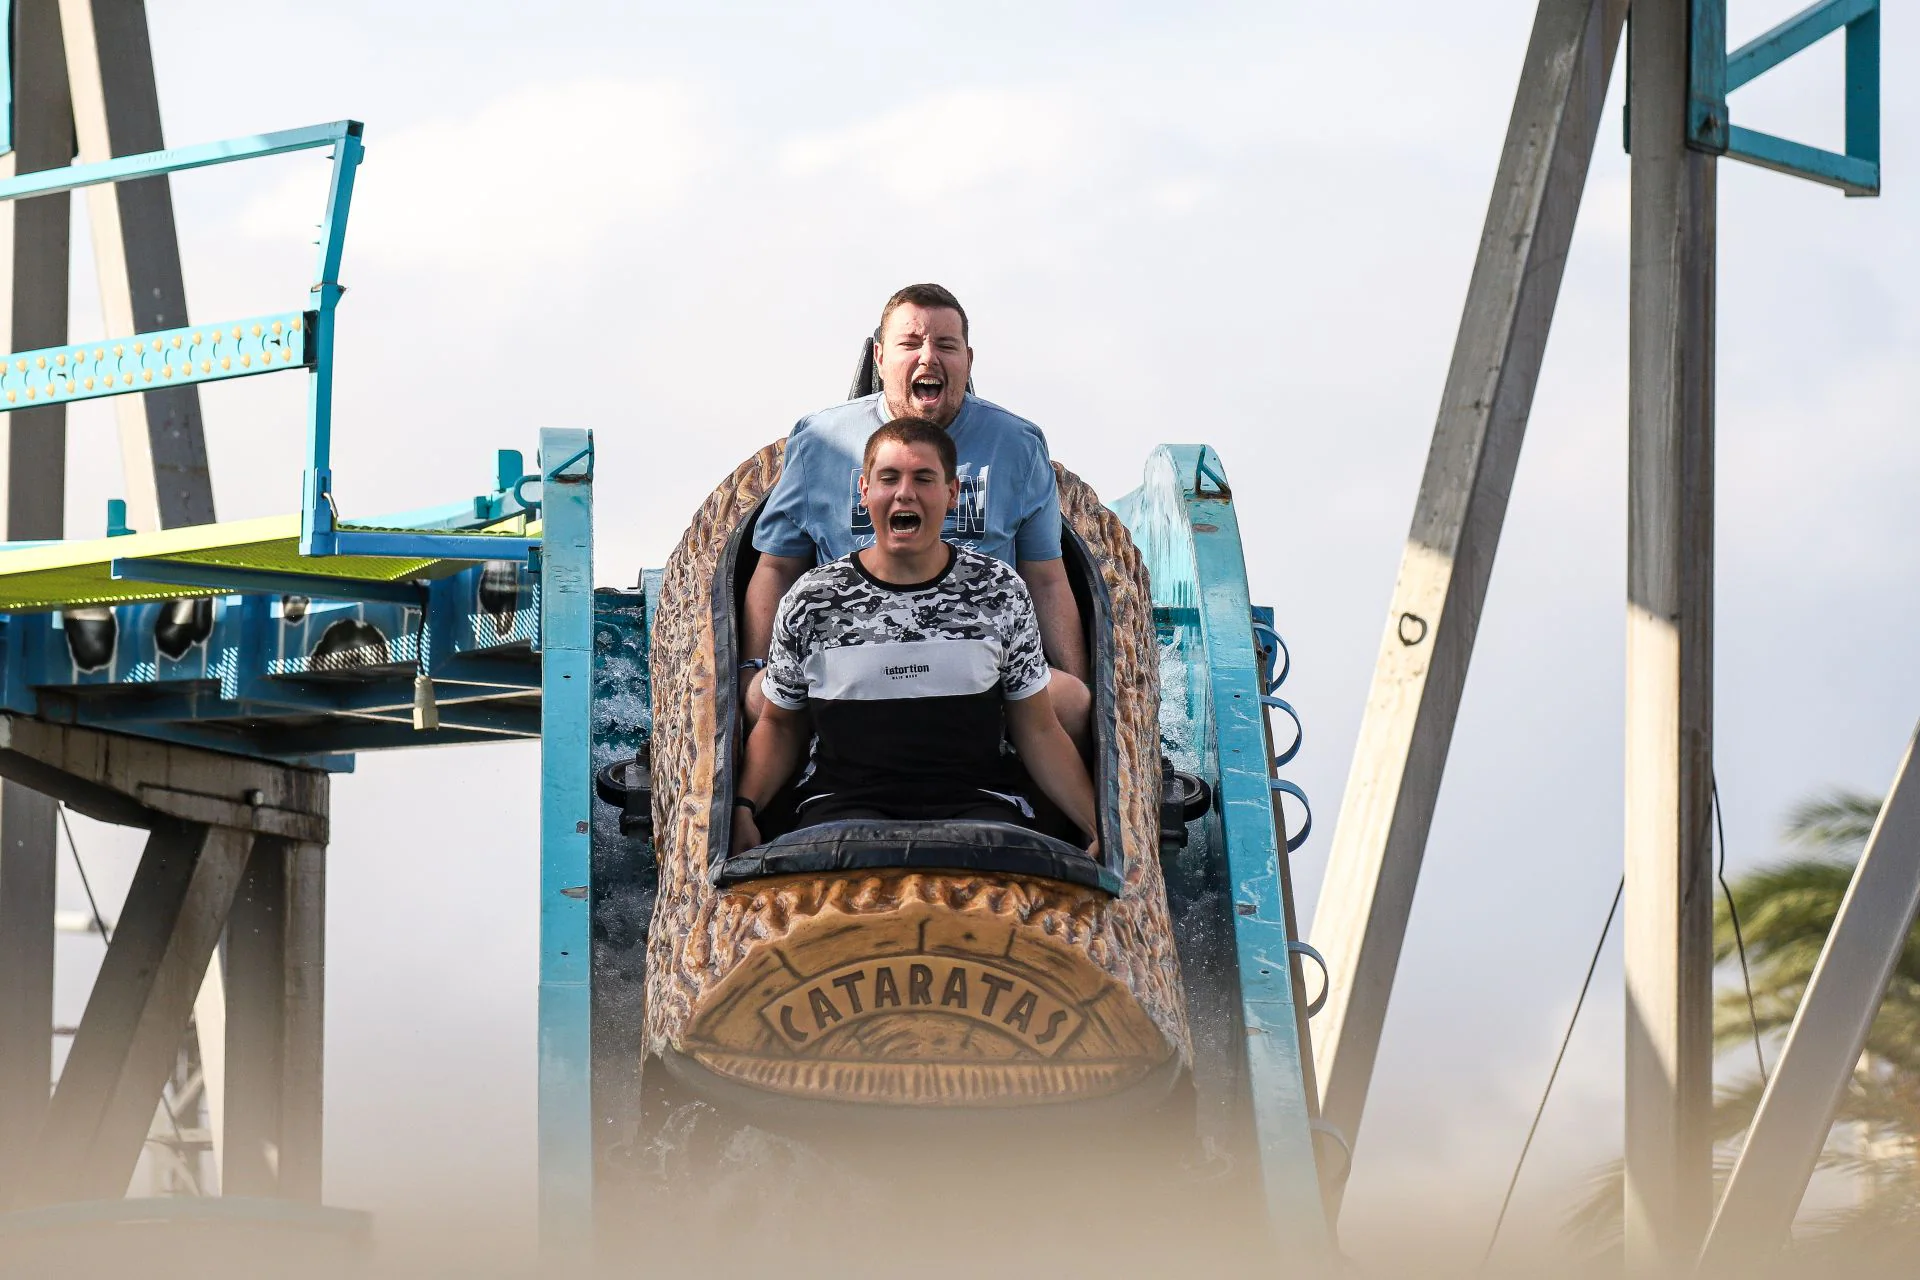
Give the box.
[640,442,1194,1113]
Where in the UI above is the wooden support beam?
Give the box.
[0,714,330,842]
[57,0,214,532]
[0,0,73,544]
[0,0,72,1206]
[1700,725,1920,1269]
[224,835,325,1201]
[0,785,56,1204]
[20,820,253,1206]
[223,837,286,1196]
[1624,0,1718,1267]
[1307,0,1627,1198]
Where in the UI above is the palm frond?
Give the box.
[1783,790,1883,854]
[1565,1158,1624,1252]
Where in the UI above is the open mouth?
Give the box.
[887,510,923,534]
[910,377,944,407]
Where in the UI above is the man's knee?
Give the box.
[1050,668,1091,741]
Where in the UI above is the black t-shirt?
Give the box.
[762,545,1051,813]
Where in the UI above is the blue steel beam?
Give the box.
[358,452,536,533]
[0,313,308,413]
[535,428,594,1261]
[250,724,509,756]
[1845,6,1881,177]
[44,677,533,728]
[1688,0,1880,194]
[110,557,424,607]
[299,122,363,557]
[0,120,357,204]
[326,530,539,562]
[1727,125,1878,196]
[1727,0,1873,89]
[62,694,530,731]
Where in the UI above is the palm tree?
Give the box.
[1567,790,1920,1263]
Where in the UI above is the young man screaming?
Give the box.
[731,419,1100,858]
[739,283,1089,746]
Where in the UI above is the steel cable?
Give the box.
[1480,875,1623,1271]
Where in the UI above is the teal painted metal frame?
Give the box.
[0,312,311,408]
[1116,445,1329,1257]
[0,120,355,202]
[535,427,596,1259]
[0,120,387,536]
[300,122,364,555]
[1689,0,1880,195]
[0,117,542,560]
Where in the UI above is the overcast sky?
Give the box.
[39,0,1920,1268]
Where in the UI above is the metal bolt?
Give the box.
[244,788,265,807]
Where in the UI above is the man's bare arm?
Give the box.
[743,554,810,661]
[730,700,810,853]
[1016,557,1088,680]
[1006,687,1099,855]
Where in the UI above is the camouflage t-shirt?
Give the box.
[762,544,1051,813]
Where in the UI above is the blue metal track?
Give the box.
[535,428,596,1259]
[1115,445,1330,1257]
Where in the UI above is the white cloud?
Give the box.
[779,86,1085,203]
[239,79,707,271]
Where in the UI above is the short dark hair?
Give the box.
[877,283,969,343]
[864,418,957,481]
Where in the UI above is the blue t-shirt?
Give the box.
[752,393,1062,566]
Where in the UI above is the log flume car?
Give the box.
[640,442,1192,1115]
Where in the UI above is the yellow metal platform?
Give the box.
[0,514,538,612]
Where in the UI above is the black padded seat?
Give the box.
[714,819,1120,896]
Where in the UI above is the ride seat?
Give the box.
[716,817,1118,894]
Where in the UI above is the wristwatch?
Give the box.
[734,797,759,819]
[738,658,767,673]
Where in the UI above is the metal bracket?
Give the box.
[1687,0,1880,195]
[1269,777,1313,852]
[1261,694,1303,768]
[1195,450,1230,497]
[1308,1119,1354,1186]
[1288,940,1330,1017]
[1252,618,1291,692]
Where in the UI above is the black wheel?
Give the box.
[1172,770,1212,822]
[596,758,647,807]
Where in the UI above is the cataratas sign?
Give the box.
[760,955,1086,1057]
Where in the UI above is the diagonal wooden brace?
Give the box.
[1309,0,1628,1206]
[18,819,253,1206]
